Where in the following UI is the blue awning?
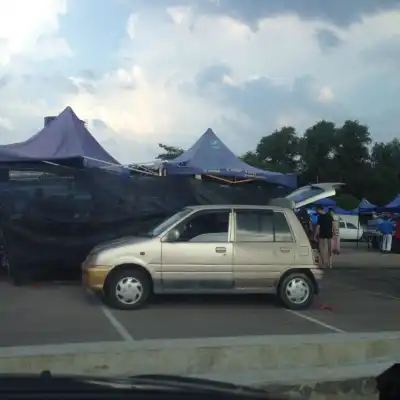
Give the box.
[162,129,297,188]
[0,107,120,168]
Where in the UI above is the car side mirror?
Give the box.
[166,228,180,242]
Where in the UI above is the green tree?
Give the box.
[154,122,400,205]
[333,120,372,198]
[241,151,284,172]
[298,120,337,184]
[335,194,359,210]
[255,126,299,173]
[334,120,371,169]
[371,139,400,170]
[156,143,184,161]
[240,151,266,169]
[368,139,400,204]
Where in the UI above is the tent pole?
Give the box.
[204,174,254,184]
[82,156,158,176]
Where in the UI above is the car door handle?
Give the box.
[280,247,291,253]
[215,247,227,254]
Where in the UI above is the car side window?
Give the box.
[347,222,358,230]
[236,210,274,242]
[166,210,231,243]
[235,210,293,242]
[339,221,346,229]
[274,212,294,242]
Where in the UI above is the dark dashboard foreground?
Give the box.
[0,371,285,400]
[0,365,399,400]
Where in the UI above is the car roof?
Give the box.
[184,204,291,212]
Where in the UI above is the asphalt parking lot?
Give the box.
[0,262,399,347]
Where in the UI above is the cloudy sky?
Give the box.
[1,0,400,164]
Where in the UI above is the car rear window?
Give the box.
[235,210,294,242]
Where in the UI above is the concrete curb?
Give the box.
[1,333,398,399]
[0,332,399,379]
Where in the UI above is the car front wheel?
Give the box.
[278,273,315,310]
[105,268,151,310]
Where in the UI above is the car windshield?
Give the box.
[5,1,400,394]
[147,208,193,237]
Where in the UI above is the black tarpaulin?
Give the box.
[0,165,289,281]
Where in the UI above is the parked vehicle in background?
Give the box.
[338,214,360,228]
[339,219,364,241]
[82,183,344,311]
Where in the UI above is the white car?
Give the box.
[339,219,363,241]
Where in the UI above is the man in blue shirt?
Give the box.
[379,216,394,253]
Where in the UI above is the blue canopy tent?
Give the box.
[0,107,120,168]
[382,194,400,210]
[0,147,37,163]
[162,129,297,188]
[352,198,378,248]
[354,198,377,213]
[333,207,356,215]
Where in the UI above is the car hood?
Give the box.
[89,236,150,255]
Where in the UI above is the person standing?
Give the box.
[329,208,341,255]
[379,215,394,253]
[314,205,334,268]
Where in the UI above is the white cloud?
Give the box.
[0,0,73,143]
[167,6,193,25]
[126,13,139,40]
[86,119,158,164]
[61,8,400,159]
[0,116,13,130]
[1,3,400,164]
[318,86,334,102]
[0,0,72,66]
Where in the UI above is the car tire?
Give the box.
[278,273,315,310]
[105,268,151,310]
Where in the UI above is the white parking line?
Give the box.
[286,310,346,333]
[87,291,135,342]
[100,305,135,342]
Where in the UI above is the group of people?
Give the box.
[298,206,400,265]
[373,213,400,253]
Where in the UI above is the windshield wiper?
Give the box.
[0,371,287,399]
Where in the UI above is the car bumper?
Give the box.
[312,268,324,279]
[82,265,111,292]
[310,268,324,295]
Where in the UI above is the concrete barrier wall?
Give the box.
[1,332,399,376]
[0,332,398,399]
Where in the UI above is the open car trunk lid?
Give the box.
[269,182,345,209]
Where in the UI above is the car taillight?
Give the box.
[313,251,320,265]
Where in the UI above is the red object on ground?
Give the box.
[318,304,333,311]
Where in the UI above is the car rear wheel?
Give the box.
[278,273,315,310]
[105,268,151,310]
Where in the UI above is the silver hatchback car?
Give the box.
[82,183,343,310]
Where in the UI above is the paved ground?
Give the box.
[334,241,400,268]
[0,243,399,347]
